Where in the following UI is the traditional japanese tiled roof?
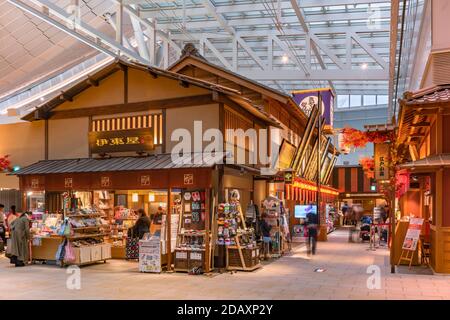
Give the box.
[15,152,229,175]
[400,84,450,106]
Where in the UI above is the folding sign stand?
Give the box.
[397,248,415,269]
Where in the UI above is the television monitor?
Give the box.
[295,205,317,218]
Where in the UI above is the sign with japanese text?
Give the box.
[31,178,39,189]
[88,128,154,154]
[101,176,110,187]
[402,218,424,251]
[64,177,73,188]
[183,174,194,185]
[292,88,335,128]
[140,175,150,186]
[374,143,389,181]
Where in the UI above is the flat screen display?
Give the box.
[295,205,317,218]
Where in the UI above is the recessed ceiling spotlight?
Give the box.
[361,63,368,70]
[282,55,289,63]
[40,97,45,101]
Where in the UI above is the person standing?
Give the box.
[130,209,151,239]
[305,205,319,255]
[9,211,32,267]
[342,202,349,225]
[260,213,272,260]
[150,206,164,236]
[0,204,5,251]
[5,205,17,234]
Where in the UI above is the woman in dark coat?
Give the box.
[130,209,151,239]
[9,211,32,267]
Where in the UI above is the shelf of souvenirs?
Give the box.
[178,229,207,237]
[67,233,109,240]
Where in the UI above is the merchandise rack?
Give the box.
[219,202,261,272]
[61,210,112,267]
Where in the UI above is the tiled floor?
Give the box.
[1,228,449,300]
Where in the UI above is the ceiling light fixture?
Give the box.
[361,63,368,70]
[282,55,289,64]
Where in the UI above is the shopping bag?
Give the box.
[55,240,67,261]
[64,241,75,263]
[126,229,139,260]
[63,222,72,237]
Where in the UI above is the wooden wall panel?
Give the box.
[350,168,358,193]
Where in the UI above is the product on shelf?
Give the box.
[174,190,209,272]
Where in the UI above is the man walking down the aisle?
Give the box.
[305,204,319,256]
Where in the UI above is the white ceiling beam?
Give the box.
[146,11,391,27]
[136,0,390,17]
[7,0,148,64]
[350,31,388,69]
[203,38,233,70]
[241,70,388,81]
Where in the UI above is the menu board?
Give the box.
[139,236,161,273]
[402,218,424,251]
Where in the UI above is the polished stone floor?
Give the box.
[1,228,449,300]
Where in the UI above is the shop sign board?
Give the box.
[88,128,154,154]
[374,143,389,181]
[101,176,110,187]
[139,236,161,273]
[277,139,296,170]
[292,88,335,128]
[184,173,194,185]
[140,175,150,186]
[31,178,39,189]
[64,178,73,188]
[402,218,424,251]
[284,171,293,185]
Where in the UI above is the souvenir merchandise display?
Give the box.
[107,206,137,250]
[217,189,260,271]
[58,206,111,266]
[326,204,337,234]
[139,234,162,273]
[174,190,209,273]
[262,195,289,257]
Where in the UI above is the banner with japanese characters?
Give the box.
[88,128,154,154]
[374,143,389,181]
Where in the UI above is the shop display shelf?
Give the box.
[68,233,109,239]
[72,226,102,231]
[66,213,105,218]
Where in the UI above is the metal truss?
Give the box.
[5,0,392,105]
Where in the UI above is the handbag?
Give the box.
[64,241,76,263]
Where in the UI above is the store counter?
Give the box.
[31,235,63,261]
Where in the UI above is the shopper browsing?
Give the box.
[129,209,151,239]
[9,211,32,267]
[5,205,18,233]
[150,206,164,236]
[260,213,272,260]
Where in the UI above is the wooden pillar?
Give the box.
[205,187,211,272]
[167,188,172,270]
